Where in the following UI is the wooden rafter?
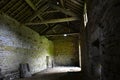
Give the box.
[50,4,77,17]
[36,0,47,9]
[42,8,70,15]
[24,4,48,22]
[61,22,79,32]
[17,7,31,20]
[41,24,58,34]
[25,0,37,10]
[35,0,42,6]
[14,5,28,18]
[25,17,79,25]
[42,10,60,14]
[1,0,14,11]
[59,0,73,31]
[25,0,49,27]
[6,0,21,14]
[11,2,25,16]
[70,0,84,6]
[60,0,64,7]
[4,0,18,13]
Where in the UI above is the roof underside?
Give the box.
[0,0,84,35]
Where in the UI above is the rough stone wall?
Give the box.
[86,0,120,80]
[0,13,53,78]
[52,36,79,66]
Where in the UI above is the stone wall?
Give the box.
[86,0,120,80]
[52,36,79,67]
[0,13,53,79]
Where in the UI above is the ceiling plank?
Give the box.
[40,26,49,34]
[11,2,25,16]
[25,17,79,25]
[1,0,14,11]
[36,0,47,9]
[60,0,64,7]
[6,0,22,14]
[24,4,48,22]
[41,24,58,34]
[60,0,70,29]
[35,0,42,6]
[50,4,77,17]
[70,0,84,7]
[37,15,49,27]
[61,23,79,32]
[42,10,60,14]
[3,0,18,13]
[29,5,49,21]
[25,0,37,10]
[25,0,49,27]
[14,5,28,18]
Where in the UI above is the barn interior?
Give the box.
[0,0,120,80]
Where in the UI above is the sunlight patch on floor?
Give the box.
[39,67,81,74]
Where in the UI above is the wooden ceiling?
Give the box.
[0,0,84,35]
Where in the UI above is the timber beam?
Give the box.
[49,4,77,17]
[25,17,79,25]
[25,0,49,27]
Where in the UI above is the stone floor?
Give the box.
[17,67,87,80]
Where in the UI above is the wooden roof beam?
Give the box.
[60,0,70,29]
[25,17,80,25]
[6,0,21,14]
[70,0,84,6]
[50,4,77,17]
[42,10,60,14]
[25,0,49,27]
[1,0,14,11]
[24,3,48,21]
[60,0,64,7]
[41,24,58,34]
[11,2,25,16]
[25,0,37,11]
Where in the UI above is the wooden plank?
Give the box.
[70,0,84,6]
[1,0,14,11]
[25,0,37,10]
[25,0,49,27]
[42,10,60,14]
[25,17,79,25]
[60,0,64,7]
[27,4,49,21]
[6,0,22,14]
[37,15,49,27]
[41,24,58,34]
[50,4,77,17]
[11,2,25,16]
